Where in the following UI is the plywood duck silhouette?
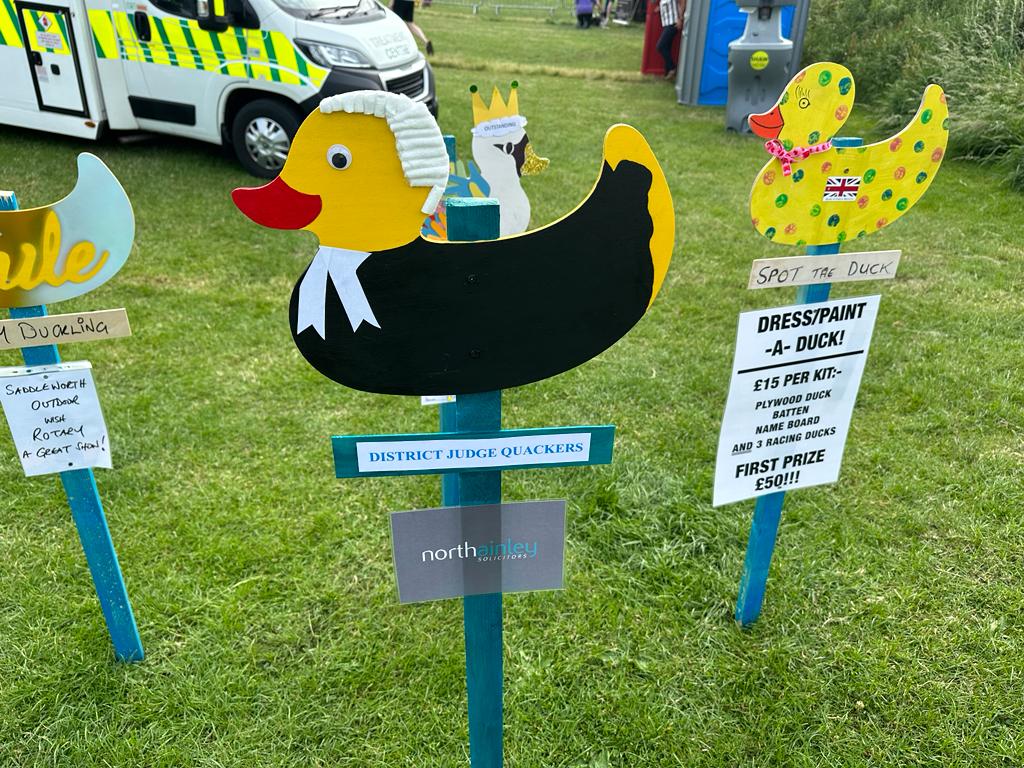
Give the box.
[232,91,674,395]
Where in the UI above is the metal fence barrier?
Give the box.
[427,0,583,17]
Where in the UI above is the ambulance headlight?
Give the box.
[297,40,372,69]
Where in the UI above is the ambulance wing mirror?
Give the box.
[196,0,230,31]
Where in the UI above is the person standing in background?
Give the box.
[392,0,435,55]
[576,0,596,27]
[656,0,685,79]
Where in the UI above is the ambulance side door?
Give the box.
[15,2,89,115]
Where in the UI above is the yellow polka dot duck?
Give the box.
[749,62,949,247]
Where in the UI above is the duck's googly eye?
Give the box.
[798,97,811,109]
[326,144,352,170]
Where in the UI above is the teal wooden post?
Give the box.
[1,190,143,661]
[734,137,864,627]
[440,133,459,504]
[446,197,504,768]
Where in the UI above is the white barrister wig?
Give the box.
[320,91,449,214]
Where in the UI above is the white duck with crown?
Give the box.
[469,81,548,236]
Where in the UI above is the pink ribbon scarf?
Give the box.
[764,138,833,176]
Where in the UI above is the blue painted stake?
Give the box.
[735,137,864,628]
[1,190,143,661]
[446,197,504,768]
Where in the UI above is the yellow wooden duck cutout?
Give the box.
[232,91,674,395]
[749,62,949,247]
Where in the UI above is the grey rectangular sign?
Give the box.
[389,500,566,604]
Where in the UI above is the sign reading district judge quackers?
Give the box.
[714,295,881,506]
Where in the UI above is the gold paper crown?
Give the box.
[470,82,520,126]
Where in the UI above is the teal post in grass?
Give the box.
[734,137,864,628]
[446,196,504,768]
[0,190,143,662]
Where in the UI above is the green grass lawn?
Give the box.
[2,10,1024,767]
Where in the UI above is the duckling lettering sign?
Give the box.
[0,308,132,350]
[0,154,134,308]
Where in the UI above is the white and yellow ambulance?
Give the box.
[0,0,436,175]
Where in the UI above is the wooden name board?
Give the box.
[748,250,900,289]
[0,308,131,350]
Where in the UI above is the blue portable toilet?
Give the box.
[676,0,809,106]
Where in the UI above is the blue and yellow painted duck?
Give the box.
[232,91,674,396]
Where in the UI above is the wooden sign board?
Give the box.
[334,424,615,478]
[0,308,131,350]
[748,250,900,289]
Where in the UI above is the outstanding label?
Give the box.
[357,432,592,473]
[713,295,881,506]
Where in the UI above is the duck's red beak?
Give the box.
[749,105,784,140]
[231,177,322,230]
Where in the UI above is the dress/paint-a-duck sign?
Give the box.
[749,62,949,247]
[232,90,673,396]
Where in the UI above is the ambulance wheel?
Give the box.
[232,99,299,178]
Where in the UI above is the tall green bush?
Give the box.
[804,0,1024,190]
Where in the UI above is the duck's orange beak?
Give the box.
[749,105,784,140]
[232,177,322,230]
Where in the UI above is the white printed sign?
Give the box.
[36,31,63,49]
[0,361,112,477]
[713,295,880,506]
[357,432,592,473]
[421,395,456,406]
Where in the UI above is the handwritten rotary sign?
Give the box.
[0,362,112,477]
[0,154,133,308]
